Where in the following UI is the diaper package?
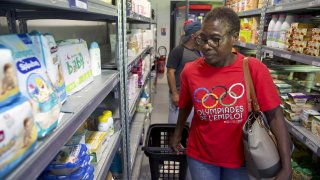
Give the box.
[0,34,61,138]
[29,31,67,104]
[0,44,20,108]
[57,39,93,95]
[0,96,37,179]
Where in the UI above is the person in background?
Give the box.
[179,20,193,45]
[170,7,292,180]
[166,21,202,124]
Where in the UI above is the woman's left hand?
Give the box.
[274,168,292,180]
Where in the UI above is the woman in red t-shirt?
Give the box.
[170,7,292,180]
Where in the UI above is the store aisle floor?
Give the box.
[139,83,170,179]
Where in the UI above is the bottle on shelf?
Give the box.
[279,14,295,50]
[271,14,286,48]
[89,42,101,77]
[267,14,279,47]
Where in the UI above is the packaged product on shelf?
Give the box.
[0,45,20,108]
[0,34,61,138]
[267,14,279,47]
[294,28,313,36]
[29,31,67,104]
[312,35,320,42]
[85,131,111,164]
[285,101,312,113]
[292,35,311,42]
[307,41,320,49]
[65,123,87,146]
[279,14,295,49]
[312,28,320,36]
[89,42,101,77]
[58,39,93,95]
[312,116,320,138]
[292,40,308,48]
[46,144,88,176]
[272,14,286,48]
[306,48,320,57]
[245,0,258,10]
[284,109,300,122]
[0,96,37,179]
[288,45,306,54]
[43,155,93,180]
[239,30,251,43]
[127,34,139,57]
[300,110,320,130]
[291,23,315,29]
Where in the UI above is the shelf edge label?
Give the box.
[305,139,318,153]
[69,0,88,10]
[275,6,283,11]
[280,53,291,59]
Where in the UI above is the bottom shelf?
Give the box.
[94,130,122,180]
[130,113,146,171]
[285,119,320,156]
[131,147,144,180]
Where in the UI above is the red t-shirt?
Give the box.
[179,53,281,168]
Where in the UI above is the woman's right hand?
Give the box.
[170,134,183,155]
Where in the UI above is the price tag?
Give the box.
[312,61,320,67]
[305,139,318,153]
[275,6,283,11]
[292,128,304,140]
[239,42,246,47]
[264,50,274,58]
[280,53,291,59]
[69,0,88,10]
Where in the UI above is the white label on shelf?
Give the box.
[292,128,304,140]
[275,6,283,11]
[264,50,273,58]
[239,42,246,47]
[280,53,291,59]
[305,139,318,153]
[312,61,320,67]
[75,0,88,9]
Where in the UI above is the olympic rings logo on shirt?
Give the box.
[193,83,245,108]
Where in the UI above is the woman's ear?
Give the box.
[232,32,239,44]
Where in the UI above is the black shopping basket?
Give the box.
[142,124,189,180]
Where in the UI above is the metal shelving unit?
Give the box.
[227,0,320,158]
[129,113,146,172]
[234,41,258,50]
[127,10,151,23]
[237,8,261,17]
[286,120,320,156]
[128,46,151,71]
[262,46,320,66]
[5,71,120,180]
[94,130,122,180]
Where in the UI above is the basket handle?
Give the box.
[142,147,186,153]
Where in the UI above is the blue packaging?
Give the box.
[46,144,88,176]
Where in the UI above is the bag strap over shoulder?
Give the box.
[243,57,260,112]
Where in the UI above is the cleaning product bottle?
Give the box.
[279,14,295,50]
[271,14,286,48]
[89,42,101,76]
[103,110,114,135]
[266,14,278,47]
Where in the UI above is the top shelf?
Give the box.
[127,10,151,23]
[237,8,261,17]
[0,0,118,20]
[266,0,320,13]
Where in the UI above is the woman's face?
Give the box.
[198,20,237,66]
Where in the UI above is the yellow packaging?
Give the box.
[86,139,102,153]
[294,28,313,36]
[284,109,301,122]
[307,41,320,49]
[285,101,311,113]
[292,35,311,41]
[251,30,259,44]
[245,0,258,10]
[258,0,265,8]
[312,28,320,36]
[292,40,308,48]
[312,116,320,137]
[288,45,305,54]
[242,18,252,30]
[306,48,320,57]
[86,131,107,141]
[312,35,320,42]
[239,30,251,43]
[291,23,315,29]
[300,110,320,130]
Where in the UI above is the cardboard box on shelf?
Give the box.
[292,40,308,48]
[312,28,320,36]
[312,35,320,42]
[306,48,320,57]
[291,23,316,29]
[292,34,311,42]
[245,0,258,10]
[312,116,320,137]
[294,28,313,36]
[307,41,320,49]
[239,30,251,43]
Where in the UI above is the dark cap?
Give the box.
[182,21,201,43]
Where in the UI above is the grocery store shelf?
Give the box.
[286,120,320,156]
[237,8,262,17]
[5,70,119,180]
[130,113,146,171]
[262,46,320,66]
[128,46,150,71]
[266,0,320,13]
[0,0,118,20]
[131,148,144,180]
[94,130,122,180]
[127,10,151,23]
[235,41,258,50]
[128,71,151,121]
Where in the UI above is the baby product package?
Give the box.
[0,34,61,138]
[57,39,93,95]
[0,44,20,108]
[29,31,67,104]
[0,96,37,179]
